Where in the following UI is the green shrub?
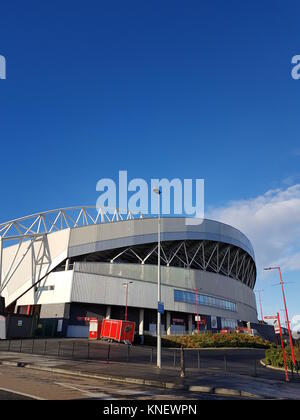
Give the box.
[144,333,271,349]
[264,345,300,369]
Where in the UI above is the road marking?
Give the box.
[55,382,118,400]
[0,386,45,400]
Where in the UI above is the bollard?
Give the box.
[224,354,227,372]
[31,339,35,354]
[107,343,111,361]
[8,340,11,352]
[44,340,47,356]
[173,349,176,367]
[72,342,75,359]
[150,347,153,364]
[87,342,90,360]
[58,341,61,357]
[180,346,185,379]
[19,340,23,353]
[197,350,201,369]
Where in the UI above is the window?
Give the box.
[174,290,236,312]
[35,285,55,292]
[221,318,237,330]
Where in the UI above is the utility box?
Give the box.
[89,318,102,340]
[101,319,135,344]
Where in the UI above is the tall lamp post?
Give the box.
[153,188,161,369]
[123,281,133,321]
[264,266,296,366]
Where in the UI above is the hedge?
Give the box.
[144,333,272,349]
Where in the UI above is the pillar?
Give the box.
[139,309,144,335]
[106,306,111,319]
[139,309,144,344]
[166,311,171,336]
[188,314,193,334]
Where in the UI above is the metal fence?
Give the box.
[0,338,299,382]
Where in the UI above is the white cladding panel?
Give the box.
[16,270,73,306]
[71,264,258,323]
[1,229,70,306]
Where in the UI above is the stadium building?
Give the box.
[0,207,258,339]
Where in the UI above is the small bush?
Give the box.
[264,345,300,369]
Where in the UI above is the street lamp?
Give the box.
[264,266,296,366]
[153,187,161,369]
[123,281,133,321]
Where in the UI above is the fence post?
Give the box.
[197,350,201,369]
[224,354,227,372]
[127,345,130,362]
[107,344,111,361]
[180,346,185,379]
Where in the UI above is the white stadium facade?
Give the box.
[0,207,258,339]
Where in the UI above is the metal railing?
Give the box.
[1,338,298,382]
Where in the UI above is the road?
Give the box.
[0,364,243,400]
[0,338,267,373]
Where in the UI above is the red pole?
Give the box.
[195,288,200,334]
[277,312,289,382]
[277,267,296,366]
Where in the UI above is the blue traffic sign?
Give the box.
[158,301,164,314]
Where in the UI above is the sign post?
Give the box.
[265,314,289,382]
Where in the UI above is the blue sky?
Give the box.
[0,1,299,321]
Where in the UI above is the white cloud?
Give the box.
[208,185,300,274]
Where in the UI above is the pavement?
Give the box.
[0,363,243,400]
[0,351,300,400]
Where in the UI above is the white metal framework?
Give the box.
[100,240,256,289]
[0,207,143,296]
[0,206,143,241]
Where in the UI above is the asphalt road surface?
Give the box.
[0,338,266,373]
